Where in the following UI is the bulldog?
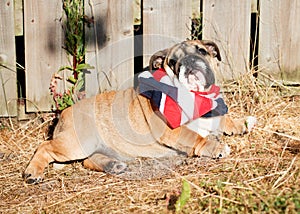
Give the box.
[148,40,256,137]
[23,40,255,184]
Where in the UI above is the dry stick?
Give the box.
[0,113,48,153]
[252,127,299,189]
[13,116,54,150]
[3,135,23,152]
[274,138,290,173]
[245,171,287,184]
[273,167,298,190]
[0,65,14,129]
[221,182,252,191]
[44,181,124,209]
[237,169,277,214]
[254,127,300,142]
[272,156,298,189]
[258,72,293,91]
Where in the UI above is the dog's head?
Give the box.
[149,40,221,91]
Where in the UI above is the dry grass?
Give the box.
[0,71,300,213]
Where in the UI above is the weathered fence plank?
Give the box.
[24,0,67,112]
[202,0,251,83]
[2,0,300,116]
[259,0,300,84]
[0,0,17,116]
[143,0,194,68]
[85,0,134,96]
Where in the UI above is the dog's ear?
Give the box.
[201,40,222,61]
[149,48,169,71]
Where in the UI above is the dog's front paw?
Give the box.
[194,135,230,158]
[22,166,44,184]
[221,115,257,136]
[245,116,257,132]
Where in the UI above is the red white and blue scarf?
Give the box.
[138,68,228,129]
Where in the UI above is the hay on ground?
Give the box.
[0,71,299,213]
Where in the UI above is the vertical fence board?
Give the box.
[2,1,300,117]
[85,0,134,96]
[202,0,251,82]
[143,0,194,68]
[0,0,17,116]
[259,0,300,83]
[24,0,67,112]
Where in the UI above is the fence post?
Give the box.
[85,0,134,96]
[258,0,300,84]
[24,0,68,112]
[143,0,194,69]
[202,0,252,83]
[0,1,17,116]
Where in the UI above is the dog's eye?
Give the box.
[218,153,223,158]
[169,58,177,69]
[197,47,208,55]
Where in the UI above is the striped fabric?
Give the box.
[138,68,228,129]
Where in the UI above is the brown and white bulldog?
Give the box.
[23,40,255,184]
[148,40,256,137]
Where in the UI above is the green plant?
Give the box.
[175,179,191,212]
[191,17,202,40]
[50,0,94,111]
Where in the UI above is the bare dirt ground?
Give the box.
[1,74,300,213]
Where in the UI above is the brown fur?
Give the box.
[23,40,252,184]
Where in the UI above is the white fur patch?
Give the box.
[165,66,175,79]
[186,117,222,137]
[179,66,206,91]
[138,71,153,78]
[246,116,257,132]
[196,60,207,71]
[53,163,66,170]
[223,144,231,157]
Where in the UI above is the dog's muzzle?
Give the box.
[176,55,215,91]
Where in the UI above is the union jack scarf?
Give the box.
[138,68,228,129]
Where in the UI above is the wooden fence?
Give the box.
[0,0,300,116]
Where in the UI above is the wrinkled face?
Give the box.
[177,54,215,91]
[149,40,221,92]
[165,40,221,91]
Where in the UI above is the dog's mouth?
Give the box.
[183,69,206,91]
[176,55,215,91]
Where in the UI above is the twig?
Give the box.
[272,156,298,189]
[245,171,286,184]
[14,116,53,147]
[258,72,293,91]
[0,67,14,129]
[45,181,124,208]
[254,127,300,142]
[0,63,17,73]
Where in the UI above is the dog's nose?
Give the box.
[189,56,196,62]
[184,55,198,64]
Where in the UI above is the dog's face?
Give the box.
[149,40,221,91]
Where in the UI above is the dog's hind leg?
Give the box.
[83,153,127,175]
[23,140,56,184]
[23,137,90,184]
